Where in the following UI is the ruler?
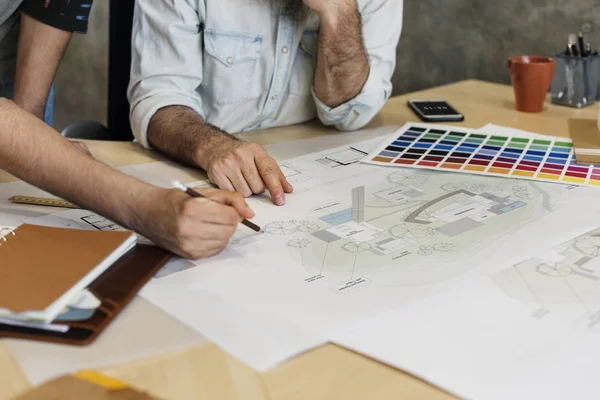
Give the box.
[8,195,79,209]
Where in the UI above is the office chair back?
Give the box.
[107,0,135,141]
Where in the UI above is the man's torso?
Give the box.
[197,0,321,132]
[0,0,23,88]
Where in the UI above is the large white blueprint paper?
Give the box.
[140,135,596,371]
[334,206,600,400]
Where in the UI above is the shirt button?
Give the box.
[282,46,288,54]
[227,57,233,64]
[272,95,278,101]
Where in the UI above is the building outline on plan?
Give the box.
[493,227,600,331]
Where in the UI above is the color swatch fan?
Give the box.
[364,123,600,187]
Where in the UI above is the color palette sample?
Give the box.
[365,124,599,187]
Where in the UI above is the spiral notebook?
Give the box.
[0,224,136,323]
[0,223,173,345]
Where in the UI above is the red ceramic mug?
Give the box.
[507,56,555,113]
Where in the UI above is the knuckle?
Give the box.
[229,225,238,237]
[226,210,240,225]
[221,157,235,169]
[173,221,189,239]
[208,246,225,258]
[252,183,266,194]
[180,199,196,217]
[231,191,244,201]
[232,147,247,160]
[177,240,195,258]
[260,164,276,176]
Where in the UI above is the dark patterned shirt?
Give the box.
[23,0,94,33]
[0,0,94,85]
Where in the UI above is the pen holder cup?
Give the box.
[550,53,600,108]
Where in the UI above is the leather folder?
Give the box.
[0,245,172,345]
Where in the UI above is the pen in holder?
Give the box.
[550,53,600,108]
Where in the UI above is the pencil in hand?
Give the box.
[171,180,263,233]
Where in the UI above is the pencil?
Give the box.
[171,180,263,233]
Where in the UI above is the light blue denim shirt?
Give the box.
[128,0,403,148]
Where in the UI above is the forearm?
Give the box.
[13,13,72,119]
[148,106,237,170]
[0,99,155,230]
[314,2,370,108]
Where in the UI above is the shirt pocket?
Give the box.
[289,31,318,96]
[203,29,263,105]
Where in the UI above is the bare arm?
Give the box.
[12,13,72,119]
[304,0,402,131]
[310,1,370,108]
[0,99,253,259]
[148,106,293,205]
[147,106,235,169]
[0,99,141,224]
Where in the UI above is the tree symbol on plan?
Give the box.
[512,185,541,199]
[417,245,434,256]
[390,223,438,240]
[440,182,469,192]
[387,171,430,187]
[433,242,455,252]
[264,220,322,235]
[264,221,299,235]
[574,235,600,257]
[287,238,312,248]
[291,220,321,233]
[467,184,490,194]
[342,242,371,253]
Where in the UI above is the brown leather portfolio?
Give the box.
[0,224,172,345]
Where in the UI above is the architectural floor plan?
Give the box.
[493,227,600,331]
[138,135,591,370]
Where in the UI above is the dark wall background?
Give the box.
[392,0,600,95]
[54,0,600,130]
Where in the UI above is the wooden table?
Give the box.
[2,80,598,400]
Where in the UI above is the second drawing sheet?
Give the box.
[139,130,600,371]
[335,223,600,400]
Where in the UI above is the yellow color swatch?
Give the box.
[372,156,393,163]
[487,167,510,175]
[562,176,586,184]
[463,165,486,172]
[536,173,560,180]
[512,170,535,177]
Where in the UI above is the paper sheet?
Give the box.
[139,133,600,371]
[478,123,568,141]
[0,127,396,383]
[3,125,600,387]
[4,298,205,385]
[334,205,600,400]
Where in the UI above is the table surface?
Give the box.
[2,80,599,400]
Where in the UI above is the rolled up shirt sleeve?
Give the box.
[313,0,403,131]
[22,0,94,33]
[127,0,205,148]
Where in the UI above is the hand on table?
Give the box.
[200,138,293,206]
[137,187,255,259]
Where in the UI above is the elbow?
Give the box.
[330,103,384,132]
[329,85,391,132]
[334,116,370,132]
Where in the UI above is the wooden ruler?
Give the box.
[8,195,79,209]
